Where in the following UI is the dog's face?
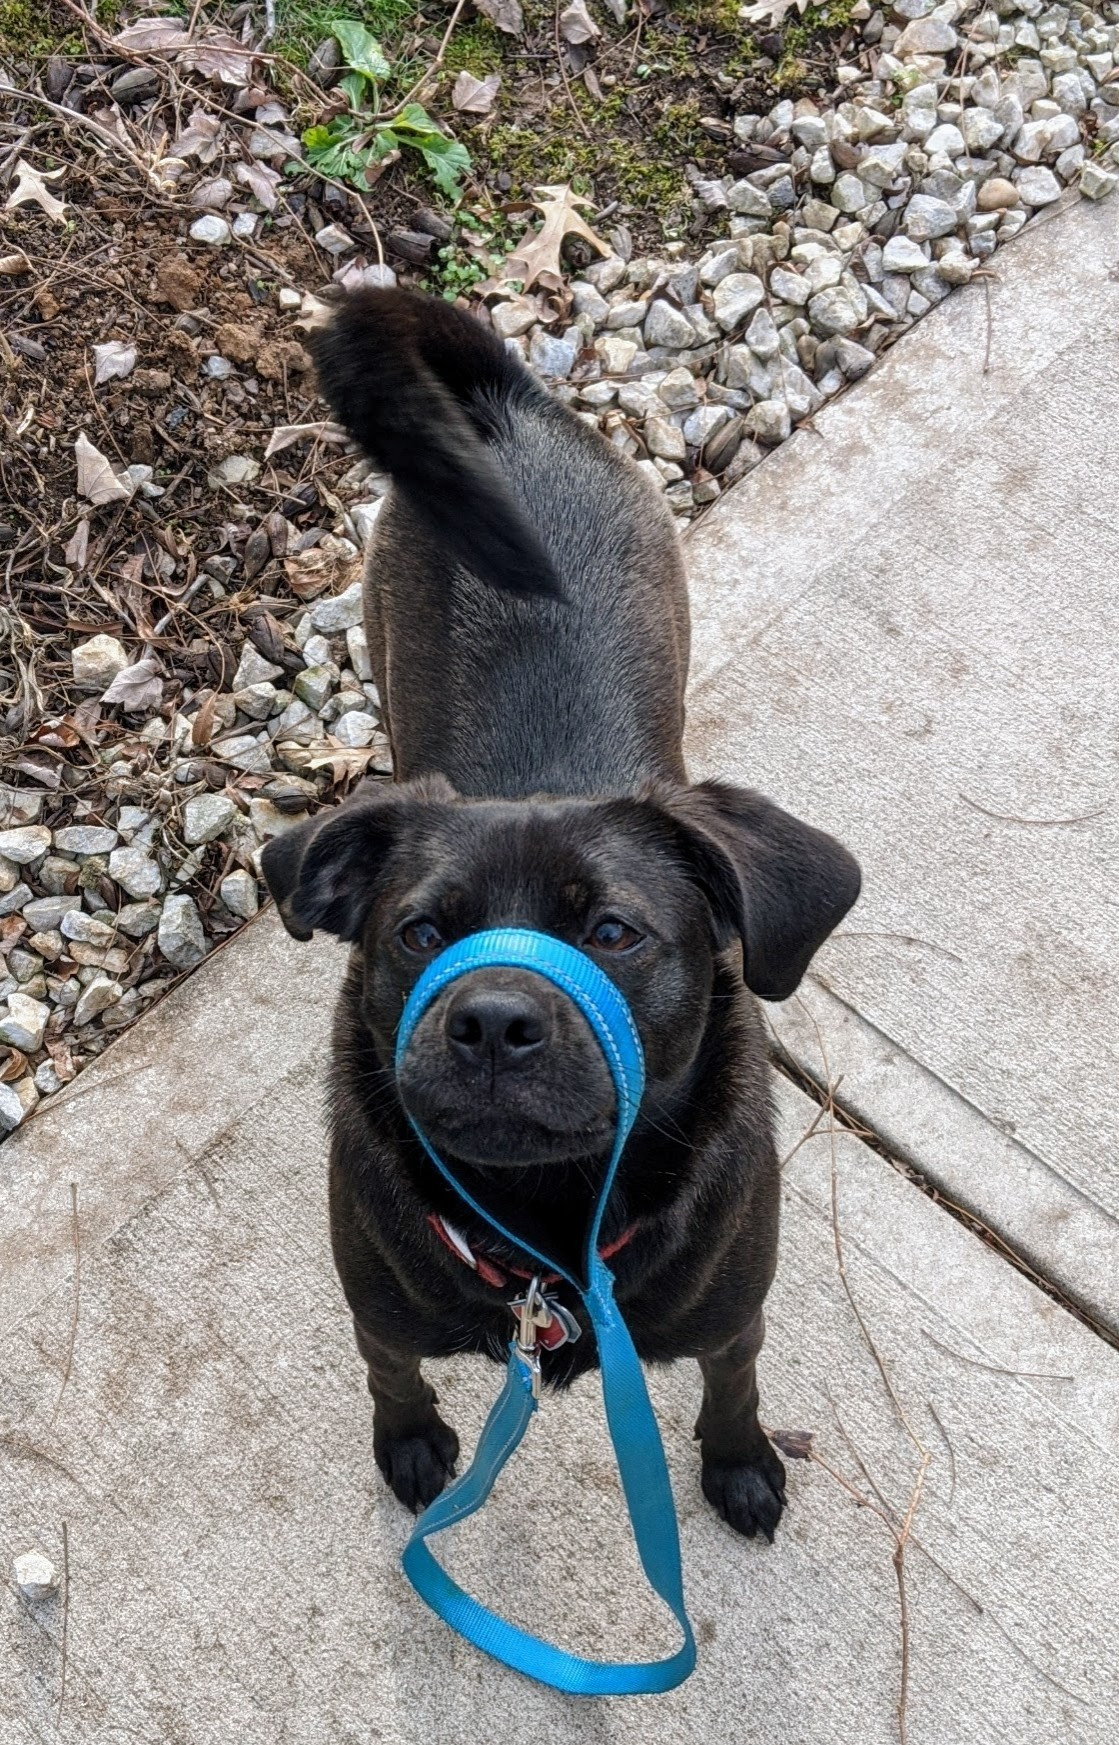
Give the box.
[262,776,859,1168]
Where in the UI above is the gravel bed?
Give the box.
[488,0,1119,518]
[3,0,1117,1134]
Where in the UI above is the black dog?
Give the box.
[262,289,860,1541]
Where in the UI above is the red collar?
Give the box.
[426,1212,636,1291]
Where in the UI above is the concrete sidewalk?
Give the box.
[684,192,1119,1333]
[4,195,1119,1743]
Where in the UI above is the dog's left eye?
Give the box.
[587,917,644,953]
[400,919,445,955]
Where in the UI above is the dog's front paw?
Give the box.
[375,1416,460,1513]
[701,1442,786,1542]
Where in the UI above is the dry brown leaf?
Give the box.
[64,520,90,569]
[475,0,524,32]
[264,421,347,459]
[111,19,191,53]
[0,1048,28,1084]
[92,341,137,385]
[75,432,132,506]
[284,542,360,601]
[503,184,609,292]
[740,0,808,24]
[180,33,258,89]
[0,250,31,276]
[171,107,222,161]
[190,691,219,749]
[307,742,382,783]
[234,160,282,211]
[101,658,164,712]
[452,71,501,114]
[560,0,600,44]
[5,159,67,224]
[29,718,80,749]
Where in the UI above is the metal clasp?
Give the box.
[510,1275,582,1399]
[512,1275,550,1399]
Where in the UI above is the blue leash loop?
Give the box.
[394,928,697,1694]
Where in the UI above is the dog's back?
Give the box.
[311,290,690,799]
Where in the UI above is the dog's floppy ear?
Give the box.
[260,774,457,942]
[660,780,861,1001]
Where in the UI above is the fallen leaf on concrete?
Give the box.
[560,0,600,44]
[101,658,164,712]
[234,160,282,211]
[5,159,68,224]
[453,71,501,114]
[503,183,609,291]
[74,432,132,506]
[475,0,524,33]
[264,421,347,459]
[92,341,138,385]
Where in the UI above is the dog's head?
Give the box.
[262,776,859,1168]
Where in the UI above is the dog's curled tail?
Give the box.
[309,287,561,597]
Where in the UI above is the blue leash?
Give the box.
[394,928,697,1695]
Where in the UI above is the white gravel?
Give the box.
[491,0,1119,521]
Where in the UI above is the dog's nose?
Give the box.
[445,985,549,1070]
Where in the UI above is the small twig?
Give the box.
[922,1327,1074,1383]
[959,792,1111,828]
[58,1520,71,1725]
[830,929,964,965]
[50,1183,81,1431]
[554,1,594,142]
[926,1401,957,1508]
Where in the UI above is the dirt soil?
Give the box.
[0,0,853,1093]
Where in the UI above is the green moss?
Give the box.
[670,0,744,30]
[0,0,75,55]
[443,20,504,76]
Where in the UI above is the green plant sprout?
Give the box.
[301,19,470,199]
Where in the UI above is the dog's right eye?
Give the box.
[400,919,445,955]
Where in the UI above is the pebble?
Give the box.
[1081,162,1119,200]
[1015,165,1062,206]
[977,178,1020,212]
[72,634,128,689]
[293,666,337,712]
[108,845,164,898]
[0,826,50,864]
[53,826,118,856]
[332,710,379,748]
[11,1550,59,1600]
[311,582,364,633]
[183,794,237,845]
[233,643,283,690]
[220,869,259,920]
[904,195,960,241]
[712,273,765,331]
[0,992,48,1051]
[60,911,115,947]
[644,300,697,348]
[189,215,231,245]
[529,330,577,377]
[73,976,122,1027]
[158,894,207,969]
[117,901,162,938]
